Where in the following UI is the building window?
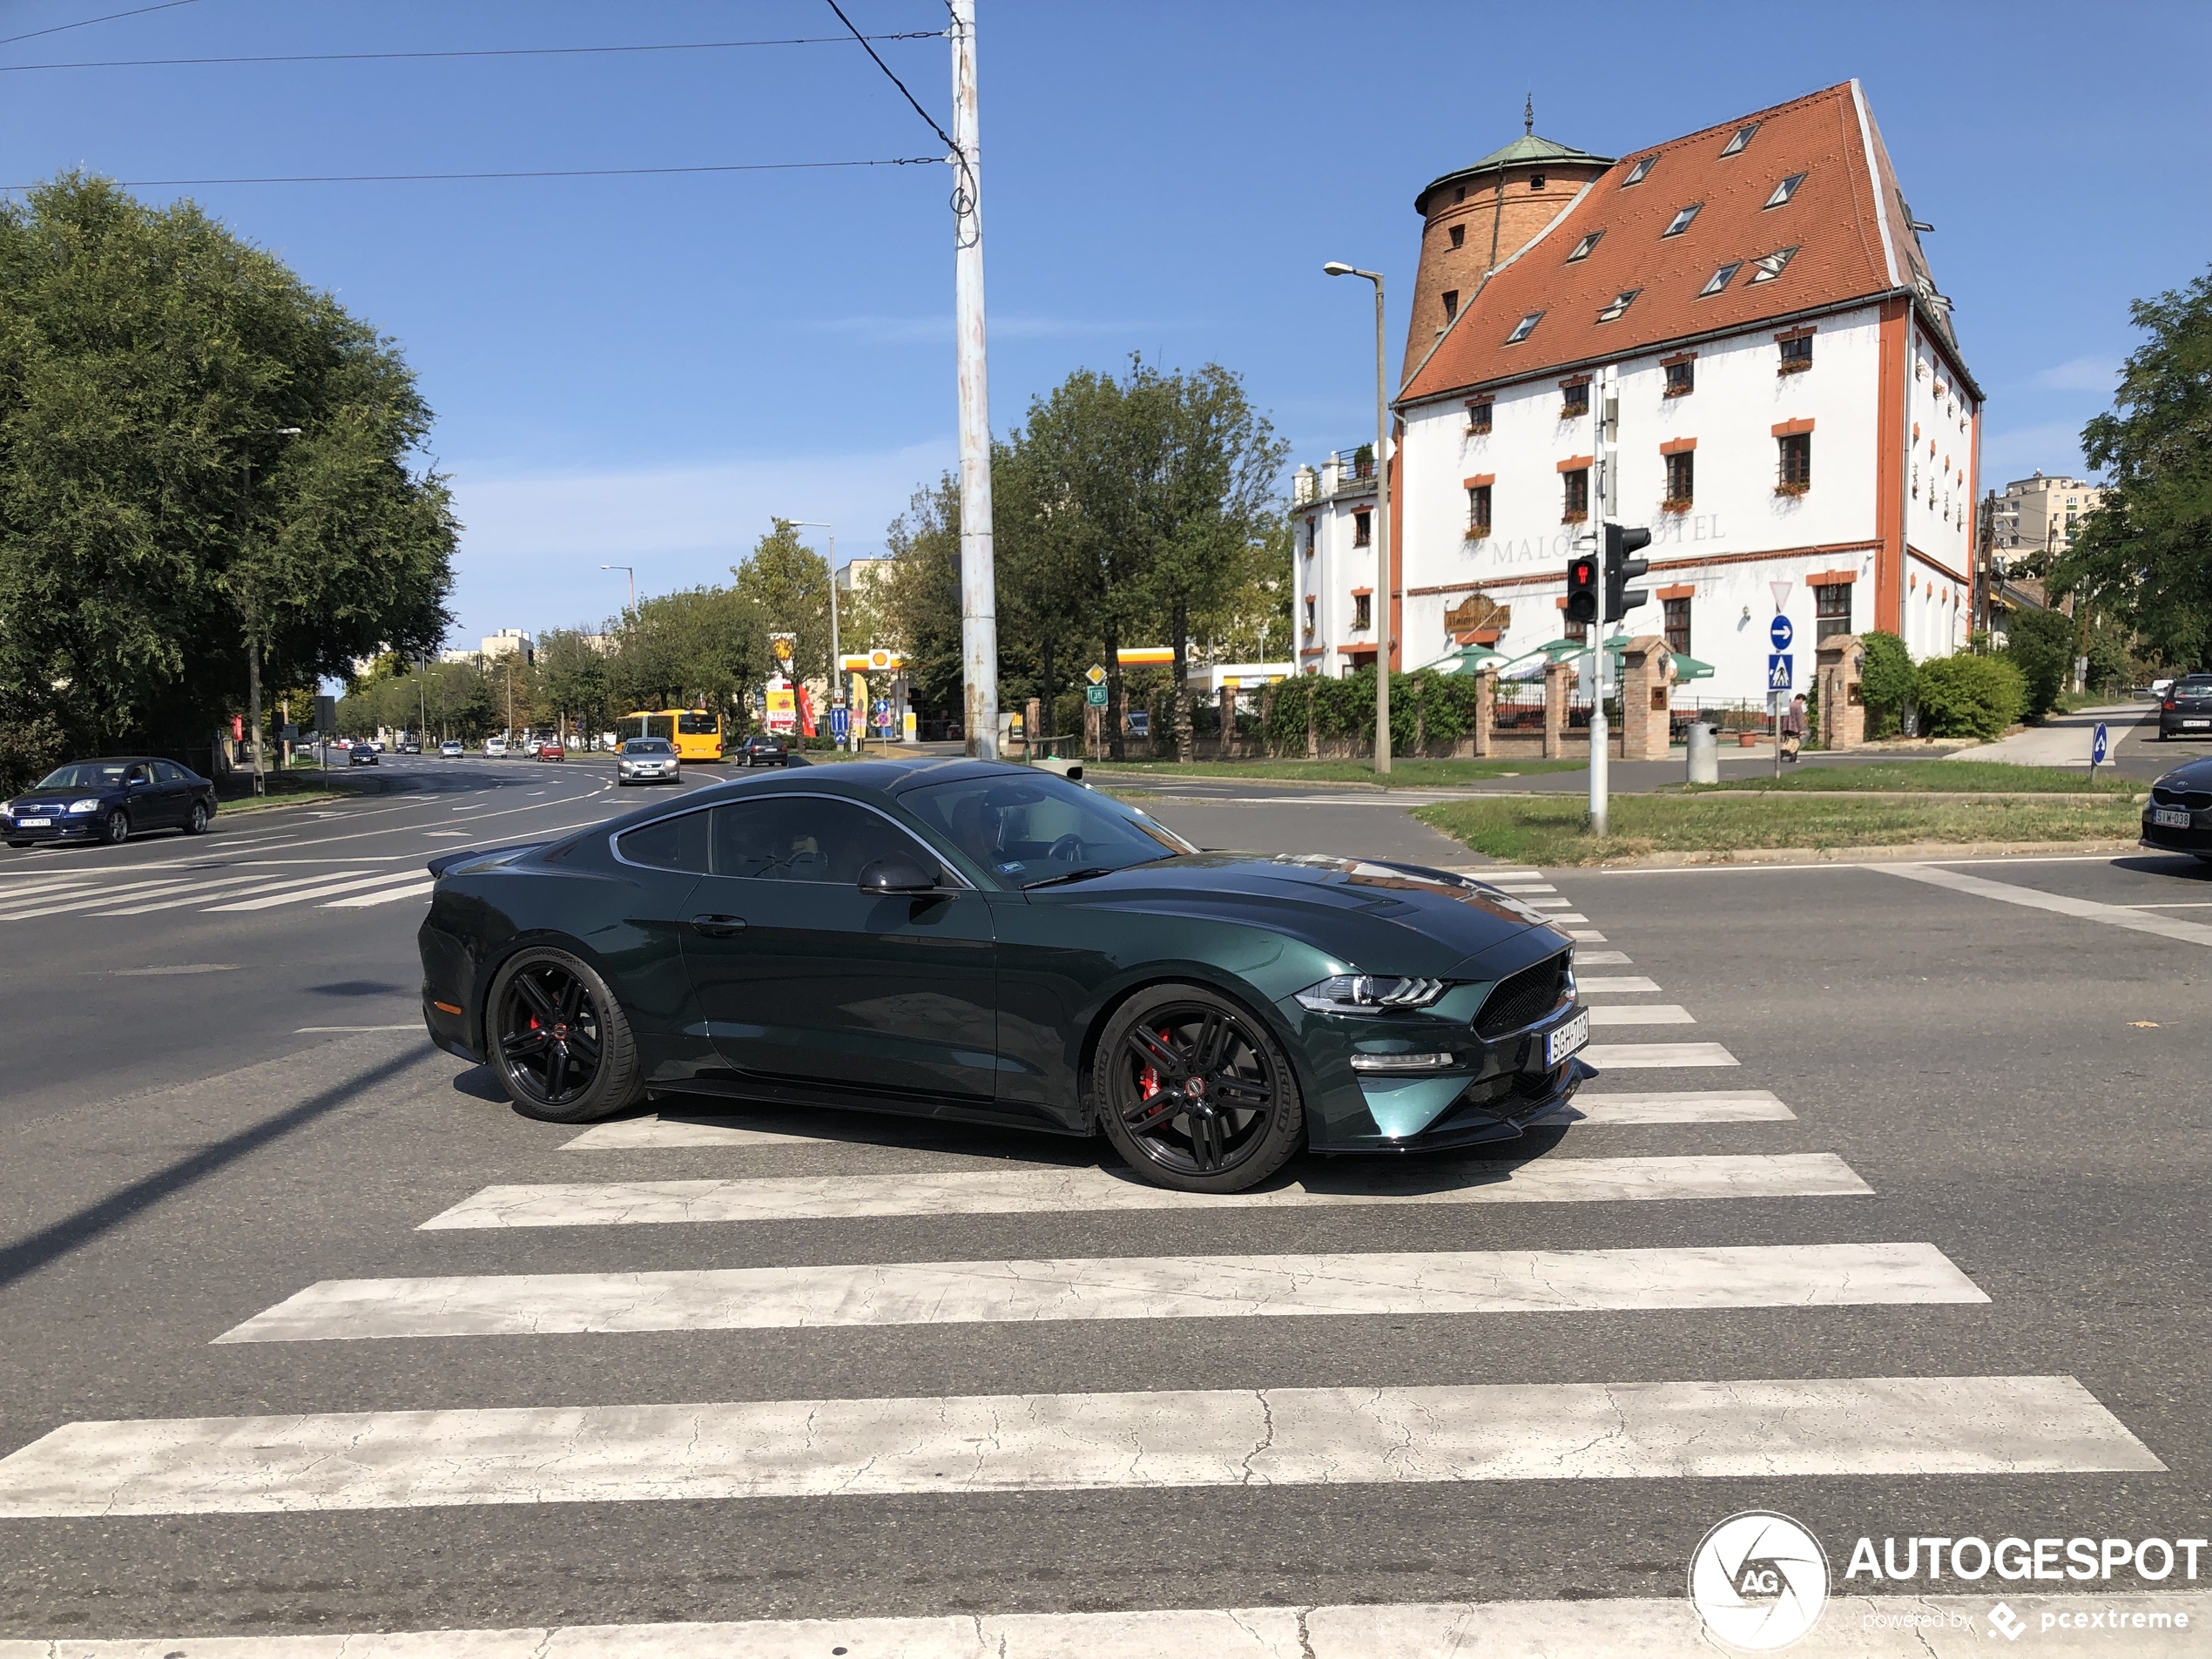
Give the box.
[1352,509,1372,546]
[1529,172,1546,190]
[1560,381,1591,418]
[1441,289,1459,322]
[1562,614,1588,644]
[1778,334,1813,374]
[1466,398,1494,434]
[1448,223,1465,249]
[1663,597,1692,656]
[1749,246,1799,283]
[1561,468,1589,523]
[1719,123,1761,157]
[1663,450,1694,509]
[1453,185,1466,204]
[1816,582,1852,642]
[1303,596,1316,632]
[1467,482,1492,536]
[1622,155,1656,186]
[1352,592,1372,631]
[1777,431,1813,493]
[1506,311,1543,344]
[1662,203,1703,237]
[1663,359,1695,398]
[1764,172,1806,207]
[1698,262,1742,297]
[1305,517,1317,556]
[1595,288,1639,322]
[1566,231,1602,261]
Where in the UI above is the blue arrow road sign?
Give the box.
[1768,653,1794,691]
[1770,613,1794,651]
[829,706,850,739]
[2091,722,2109,766]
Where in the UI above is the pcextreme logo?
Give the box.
[1689,1510,1831,1651]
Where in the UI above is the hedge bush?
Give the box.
[1857,631,1915,738]
[2000,608,2078,723]
[1261,669,1494,753]
[1913,653,2026,740]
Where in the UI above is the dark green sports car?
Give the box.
[417,758,1589,1193]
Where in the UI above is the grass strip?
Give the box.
[1081,758,1587,788]
[1413,792,2142,867]
[1692,759,2139,794]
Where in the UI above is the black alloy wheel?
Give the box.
[484,949,645,1123]
[1096,985,1303,1192]
[185,801,210,835]
[102,809,130,846]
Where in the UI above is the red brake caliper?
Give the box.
[1137,1028,1172,1101]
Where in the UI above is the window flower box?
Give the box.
[1774,482,1811,498]
[1561,509,1588,524]
[1462,523,1492,541]
[1660,496,1694,515]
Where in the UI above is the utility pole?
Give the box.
[1588,367,1617,834]
[949,0,997,759]
[1322,261,1390,774]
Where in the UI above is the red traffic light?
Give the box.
[1565,556,1600,624]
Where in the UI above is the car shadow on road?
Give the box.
[2111,854,2212,881]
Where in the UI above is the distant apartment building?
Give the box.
[836,557,893,594]
[1992,473,2104,563]
[438,629,535,668]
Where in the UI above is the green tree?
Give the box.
[0,174,457,783]
[2051,267,2212,670]
[605,585,759,724]
[734,521,833,688]
[534,629,613,740]
[2000,607,2079,723]
[1858,630,1916,738]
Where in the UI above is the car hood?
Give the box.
[6,787,122,811]
[1028,852,1564,978]
[2155,756,2212,787]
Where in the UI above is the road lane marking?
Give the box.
[417,1152,1867,1229]
[1575,976,1662,993]
[1564,928,1607,941]
[215,1242,1986,1343]
[1545,1089,1794,1124]
[113,963,239,977]
[1586,1004,1696,1027]
[205,870,436,911]
[1583,1041,1737,1068]
[322,880,436,907]
[1539,911,1589,923]
[1880,863,2212,948]
[1577,949,1632,964]
[0,872,273,919]
[293,1024,421,1034]
[562,1115,831,1150]
[93,870,382,915]
[1521,897,1574,909]
[0,1374,2155,1516]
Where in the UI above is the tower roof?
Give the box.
[1415,134,1616,213]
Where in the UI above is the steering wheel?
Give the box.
[1047,833,1086,864]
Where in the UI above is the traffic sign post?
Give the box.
[1768,653,1794,691]
[1084,685,1109,707]
[2090,721,2109,779]
[1770,614,1794,652]
[829,706,850,741]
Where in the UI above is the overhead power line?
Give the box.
[3,157,940,190]
[821,0,956,158]
[0,30,943,73]
[0,0,199,50]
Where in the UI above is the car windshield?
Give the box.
[33,762,132,790]
[623,739,674,755]
[900,772,1193,887]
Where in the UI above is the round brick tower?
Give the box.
[1404,112,1615,377]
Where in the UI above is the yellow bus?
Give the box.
[628,708,725,761]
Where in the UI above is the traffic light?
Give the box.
[1565,550,1600,625]
[1603,523,1652,623]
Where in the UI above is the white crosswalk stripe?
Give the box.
[95,868,391,915]
[417,1153,1870,1230]
[563,1115,828,1150]
[206,868,434,910]
[1551,1089,1795,1123]
[1578,948,1632,964]
[1584,1040,1737,1068]
[1586,1003,1696,1026]
[1575,974,1662,992]
[0,1374,2158,1517]
[323,878,436,907]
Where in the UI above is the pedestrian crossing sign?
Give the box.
[1768,653,1793,691]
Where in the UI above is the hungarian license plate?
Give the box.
[1546,1008,1591,1067]
[2152,807,2193,829]
[17,817,51,827]
[2183,719,2210,729]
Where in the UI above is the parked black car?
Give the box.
[3,758,217,847]
[2157,674,2212,740]
[349,745,380,766]
[2142,755,2212,862]
[736,732,792,766]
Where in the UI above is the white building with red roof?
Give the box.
[1311,81,1981,708]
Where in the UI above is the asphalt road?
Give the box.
[0,754,2206,1655]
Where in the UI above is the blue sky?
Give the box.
[3,0,2207,649]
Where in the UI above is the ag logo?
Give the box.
[1689,1511,1830,1651]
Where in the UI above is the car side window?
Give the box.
[152,761,185,783]
[710,797,929,884]
[615,810,711,873]
[125,765,152,786]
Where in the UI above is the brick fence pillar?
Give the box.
[1473,667,1496,757]
[1817,632,1866,749]
[1619,635,1674,760]
[1542,658,1570,759]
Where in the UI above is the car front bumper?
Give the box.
[2141,814,2211,854]
[1,815,101,842]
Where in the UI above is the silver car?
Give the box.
[617,738,681,786]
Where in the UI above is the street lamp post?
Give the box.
[786,522,845,750]
[235,426,303,797]
[600,564,637,617]
[1324,262,1391,775]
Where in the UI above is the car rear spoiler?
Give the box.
[426,840,548,879]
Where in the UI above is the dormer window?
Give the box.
[1505,311,1543,345]
[1566,232,1602,262]
[1699,261,1743,297]
[1622,155,1656,186]
[1662,204,1703,238]
[1595,289,1640,323]
[1748,246,1799,283]
[1764,172,1806,208]
[1720,123,1761,157]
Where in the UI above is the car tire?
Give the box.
[102,809,131,846]
[184,802,211,835]
[1092,982,1305,1194]
[484,947,644,1124]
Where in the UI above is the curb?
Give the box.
[1570,838,2146,870]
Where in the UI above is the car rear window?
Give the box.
[2177,678,2212,693]
[616,810,710,873]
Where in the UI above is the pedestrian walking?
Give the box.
[1780,692,1807,763]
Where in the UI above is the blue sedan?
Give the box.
[3,758,218,847]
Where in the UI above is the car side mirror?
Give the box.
[858,853,942,894]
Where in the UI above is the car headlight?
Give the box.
[69,798,103,813]
[1295,974,1447,1013]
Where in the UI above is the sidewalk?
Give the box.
[1951,702,2148,769]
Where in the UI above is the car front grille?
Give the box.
[2152,786,2212,811]
[1474,954,1573,1039]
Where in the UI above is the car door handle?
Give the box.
[690,913,746,937]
